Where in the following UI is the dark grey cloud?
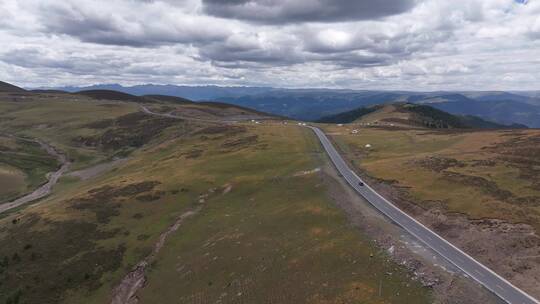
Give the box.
[36,2,229,47]
[196,32,304,67]
[316,52,393,68]
[199,46,302,66]
[202,0,417,24]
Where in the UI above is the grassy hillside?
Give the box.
[326,126,540,231]
[317,106,379,123]
[0,136,59,203]
[317,103,516,129]
[75,90,148,103]
[0,92,141,170]
[144,101,277,122]
[0,93,431,304]
[324,124,540,297]
[0,81,26,93]
[143,94,195,104]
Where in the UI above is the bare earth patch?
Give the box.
[366,176,540,300]
[110,208,201,304]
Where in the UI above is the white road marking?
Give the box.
[474,269,485,277]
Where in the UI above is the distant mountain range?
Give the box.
[28,83,540,128]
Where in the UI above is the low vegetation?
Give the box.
[326,125,540,233]
[0,135,59,203]
[0,92,431,304]
[325,124,540,297]
[0,92,140,170]
[317,106,378,124]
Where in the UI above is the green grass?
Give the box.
[129,124,430,304]
[0,96,431,304]
[0,136,60,203]
[325,125,540,233]
[0,165,26,200]
[0,96,139,169]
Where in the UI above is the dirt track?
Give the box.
[110,208,201,304]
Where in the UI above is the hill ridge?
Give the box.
[317,102,526,129]
[0,81,26,93]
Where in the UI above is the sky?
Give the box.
[0,0,539,90]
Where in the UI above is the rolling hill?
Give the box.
[73,90,278,120]
[317,103,525,129]
[75,89,149,103]
[1,80,531,303]
[0,81,26,93]
[143,94,195,104]
[0,87,434,304]
[322,123,540,299]
[47,84,540,127]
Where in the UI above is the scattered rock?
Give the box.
[294,167,321,177]
[222,184,233,195]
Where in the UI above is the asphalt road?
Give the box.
[140,105,227,123]
[0,137,70,214]
[308,126,539,304]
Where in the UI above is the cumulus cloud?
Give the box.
[0,0,538,90]
[18,0,233,47]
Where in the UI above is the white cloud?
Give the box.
[0,0,538,90]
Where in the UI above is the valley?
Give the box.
[1,81,539,304]
[0,87,433,304]
[2,1,540,303]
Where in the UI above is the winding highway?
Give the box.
[140,105,226,123]
[0,137,70,214]
[308,126,539,304]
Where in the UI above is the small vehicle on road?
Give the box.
[358,182,364,186]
